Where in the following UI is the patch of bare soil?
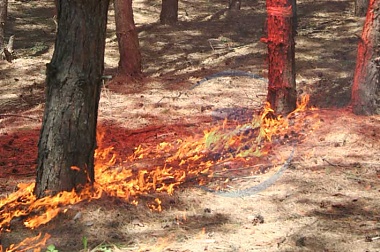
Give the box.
[1,0,380,251]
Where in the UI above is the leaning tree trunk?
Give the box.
[351,0,380,115]
[0,0,7,58]
[265,0,297,115]
[114,0,142,77]
[355,0,369,16]
[160,0,178,25]
[34,0,109,198]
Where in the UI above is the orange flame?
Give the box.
[0,94,315,234]
[1,233,50,252]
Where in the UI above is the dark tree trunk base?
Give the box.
[34,0,109,198]
[160,0,178,25]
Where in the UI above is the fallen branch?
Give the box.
[0,114,40,121]
[365,235,380,242]
[322,158,346,167]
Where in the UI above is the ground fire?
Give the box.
[0,94,317,250]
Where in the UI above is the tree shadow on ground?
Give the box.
[268,163,380,250]
[6,0,56,54]
[129,0,360,109]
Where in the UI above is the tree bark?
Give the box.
[355,0,369,16]
[114,0,142,77]
[351,0,380,115]
[34,0,109,198]
[0,0,8,58]
[160,0,178,25]
[291,0,297,32]
[265,0,297,115]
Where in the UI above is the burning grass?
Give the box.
[0,95,318,250]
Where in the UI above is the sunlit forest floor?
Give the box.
[1,0,380,251]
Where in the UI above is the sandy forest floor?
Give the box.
[1,0,380,251]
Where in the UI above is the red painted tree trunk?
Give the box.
[351,0,380,115]
[265,0,297,115]
[114,0,142,77]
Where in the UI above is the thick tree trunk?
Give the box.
[265,0,297,115]
[0,0,7,58]
[351,0,380,115]
[114,0,142,77]
[355,0,369,16]
[160,0,178,25]
[34,0,109,198]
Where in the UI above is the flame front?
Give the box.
[0,95,315,236]
[1,233,50,252]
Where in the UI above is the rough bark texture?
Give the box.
[265,0,297,115]
[352,0,380,115]
[0,0,8,58]
[160,0,178,25]
[114,0,142,77]
[355,0,369,16]
[34,0,109,198]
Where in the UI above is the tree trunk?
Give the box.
[351,0,380,115]
[228,0,241,10]
[114,0,142,77]
[265,0,297,115]
[291,0,297,32]
[0,0,7,58]
[34,0,109,198]
[355,0,369,16]
[160,0,178,25]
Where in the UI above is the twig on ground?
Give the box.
[365,235,380,242]
[323,159,380,168]
[156,92,184,104]
[343,173,378,183]
[126,125,166,137]
[322,158,352,167]
[156,132,176,138]
[6,172,35,177]
[213,163,274,174]
[322,158,343,167]
[0,114,40,121]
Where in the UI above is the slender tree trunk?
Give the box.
[265,0,297,115]
[114,0,142,77]
[228,0,241,10]
[34,0,109,198]
[0,0,8,58]
[355,0,369,16]
[160,0,178,25]
[351,0,380,115]
[291,0,297,32]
